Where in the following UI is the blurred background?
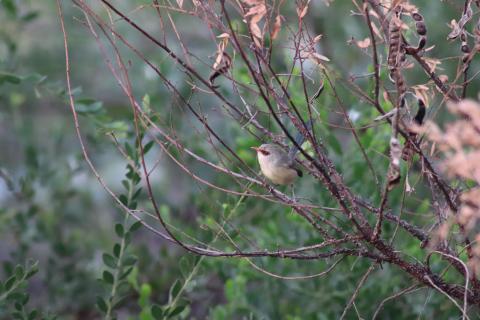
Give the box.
[0,1,478,319]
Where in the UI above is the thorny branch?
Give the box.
[59,0,480,316]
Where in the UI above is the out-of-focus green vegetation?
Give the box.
[0,1,478,319]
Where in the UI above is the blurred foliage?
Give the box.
[0,0,479,319]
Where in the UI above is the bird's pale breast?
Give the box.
[258,153,297,185]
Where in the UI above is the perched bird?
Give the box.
[251,144,303,185]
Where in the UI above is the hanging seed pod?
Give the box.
[460,31,472,72]
[387,9,403,77]
[393,68,407,103]
[405,12,427,54]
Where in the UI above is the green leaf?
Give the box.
[21,11,39,22]
[112,293,130,309]
[119,266,134,280]
[102,253,117,269]
[124,231,132,246]
[129,221,143,233]
[100,121,129,133]
[4,275,16,291]
[143,141,155,155]
[179,256,192,279]
[168,280,182,303]
[151,305,164,319]
[115,223,124,238]
[25,262,39,279]
[1,0,17,15]
[0,72,21,85]
[125,143,135,159]
[96,296,108,313]
[14,265,24,280]
[132,188,142,201]
[113,243,121,258]
[142,94,151,114]
[103,270,114,284]
[168,305,186,318]
[123,255,137,267]
[28,309,39,320]
[21,292,29,305]
[74,100,103,114]
[6,292,24,301]
[119,194,128,206]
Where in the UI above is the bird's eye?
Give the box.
[259,150,270,156]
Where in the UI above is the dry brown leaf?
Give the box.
[297,0,311,19]
[448,5,473,40]
[242,0,266,47]
[313,34,323,43]
[369,8,379,19]
[307,52,330,64]
[423,57,441,73]
[439,74,449,83]
[213,33,230,69]
[271,15,282,40]
[176,0,183,8]
[217,33,230,39]
[356,37,371,49]
[412,84,431,107]
[402,3,418,12]
[370,21,383,40]
[448,19,461,39]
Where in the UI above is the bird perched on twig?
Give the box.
[251,144,303,185]
[251,120,312,185]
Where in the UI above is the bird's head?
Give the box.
[251,144,281,157]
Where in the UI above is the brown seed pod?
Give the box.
[387,13,402,73]
[461,31,472,70]
[393,68,407,103]
[405,12,427,54]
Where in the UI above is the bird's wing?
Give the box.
[273,152,302,177]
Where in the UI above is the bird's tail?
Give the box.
[288,119,313,160]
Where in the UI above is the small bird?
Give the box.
[251,144,303,185]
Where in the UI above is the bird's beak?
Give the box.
[251,147,260,152]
